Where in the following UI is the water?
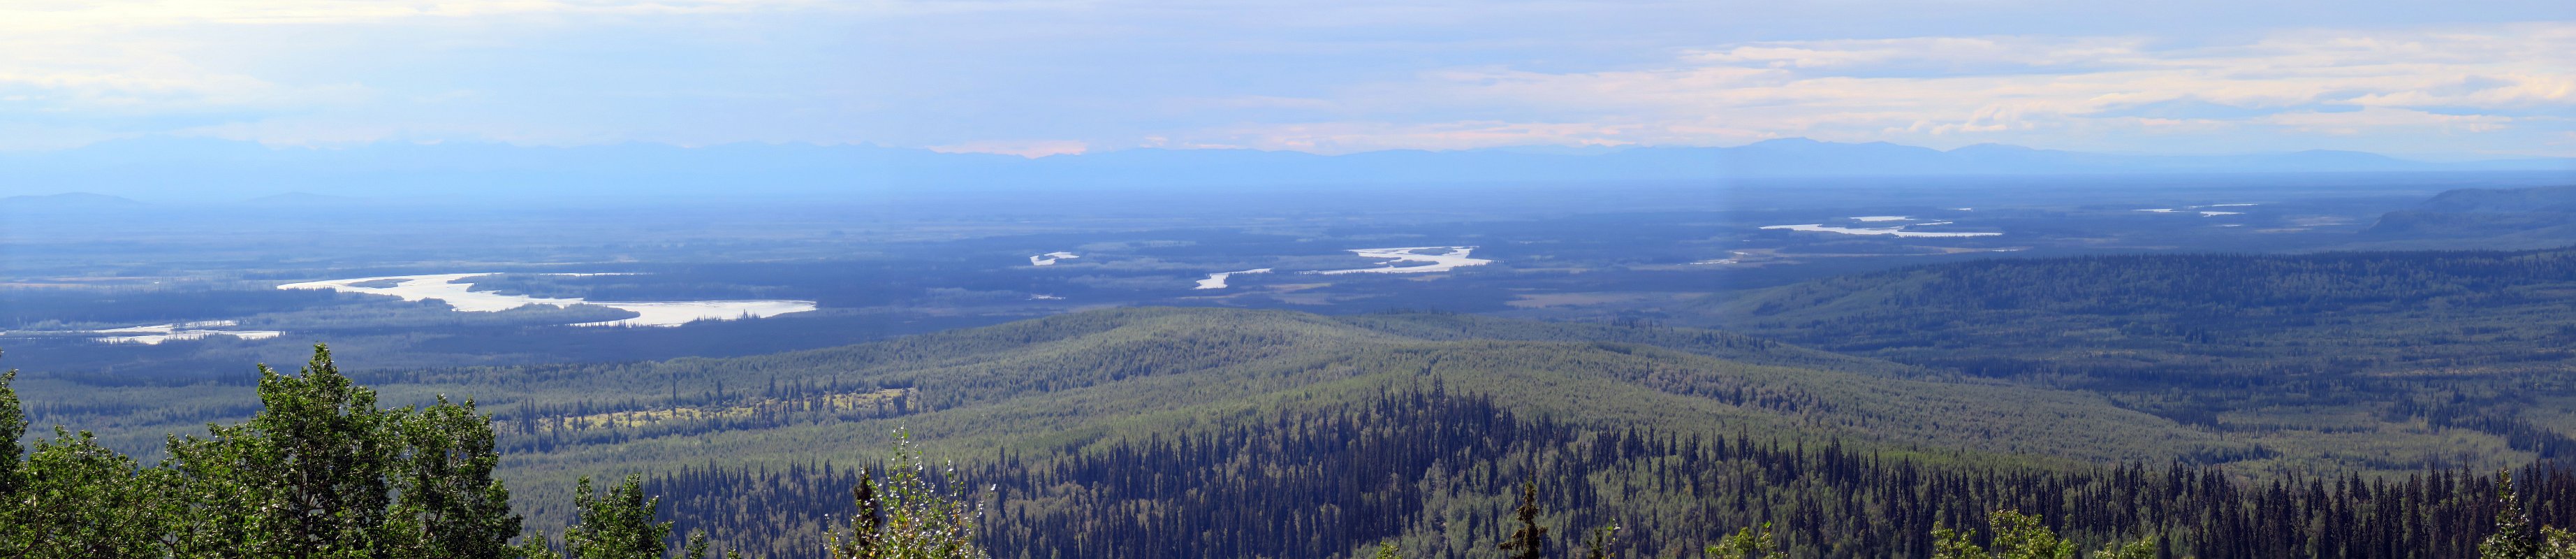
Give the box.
[278,273,817,327]
[1310,247,1493,275]
[1196,268,1273,289]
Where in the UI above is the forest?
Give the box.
[1705,247,2576,476]
[18,345,2576,558]
[22,245,2576,556]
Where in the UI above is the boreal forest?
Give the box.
[6,3,2575,556]
[22,238,2576,557]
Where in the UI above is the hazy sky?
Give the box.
[3,1,2569,158]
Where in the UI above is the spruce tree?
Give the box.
[1582,522,1619,559]
[2486,472,2542,559]
[828,428,990,559]
[1498,482,1549,559]
[830,472,884,557]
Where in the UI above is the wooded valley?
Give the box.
[21,244,2576,557]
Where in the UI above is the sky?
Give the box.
[1,1,2569,159]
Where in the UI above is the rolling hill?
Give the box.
[12,306,2223,555]
[2363,184,2576,247]
[1698,245,2576,477]
[27,281,2576,556]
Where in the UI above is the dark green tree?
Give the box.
[568,474,677,558]
[162,345,407,556]
[829,472,884,557]
[2488,471,2544,559]
[1,366,177,557]
[828,428,990,559]
[1497,481,1549,559]
[386,395,522,558]
[5,428,173,558]
[1581,521,1618,559]
[1933,510,2158,559]
[522,474,718,559]
[0,344,722,558]
[0,368,20,495]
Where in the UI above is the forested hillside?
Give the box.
[12,307,2224,546]
[29,248,2576,556]
[22,293,2576,556]
[19,338,2576,558]
[652,387,2576,558]
[2359,185,2576,247]
[469,307,2236,533]
[1706,247,2576,476]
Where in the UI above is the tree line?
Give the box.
[648,384,2576,558]
[21,345,2576,558]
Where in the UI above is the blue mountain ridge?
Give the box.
[0,137,2563,201]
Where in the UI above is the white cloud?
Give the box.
[1187,21,2576,156]
[1683,36,2153,71]
[0,0,859,146]
[0,0,825,29]
[0,1,2566,157]
[2265,107,2519,135]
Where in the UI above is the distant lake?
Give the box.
[278,273,817,327]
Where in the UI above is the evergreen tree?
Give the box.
[1498,482,1550,559]
[2489,472,2545,559]
[1582,522,1619,559]
[828,428,990,559]
[830,472,884,557]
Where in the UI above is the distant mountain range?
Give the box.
[2364,184,2576,245]
[0,191,150,208]
[1,137,2566,201]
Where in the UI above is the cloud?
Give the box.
[0,0,865,147]
[0,1,2566,158]
[0,0,825,29]
[1187,22,2576,157]
[1682,36,2154,73]
[2264,107,2519,135]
